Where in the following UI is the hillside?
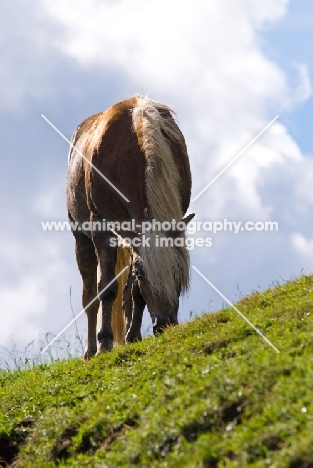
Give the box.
[0,275,313,467]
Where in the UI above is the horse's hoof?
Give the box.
[83,348,97,360]
[125,332,142,343]
[96,341,113,355]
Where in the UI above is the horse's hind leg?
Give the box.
[92,231,118,353]
[123,267,133,340]
[125,276,146,343]
[74,232,99,359]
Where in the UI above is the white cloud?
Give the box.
[292,63,312,104]
[0,2,58,109]
[0,278,46,345]
[39,0,311,218]
[292,233,313,257]
[33,176,66,220]
[39,0,298,116]
[0,235,73,350]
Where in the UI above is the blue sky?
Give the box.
[0,0,312,357]
[264,0,313,153]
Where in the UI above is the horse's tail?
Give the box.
[131,95,191,303]
[111,246,131,345]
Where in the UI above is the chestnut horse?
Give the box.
[67,95,193,358]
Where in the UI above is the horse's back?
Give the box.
[67,96,191,225]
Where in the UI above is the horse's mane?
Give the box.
[132,95,190,304]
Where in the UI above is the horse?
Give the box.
[66,95,194,358]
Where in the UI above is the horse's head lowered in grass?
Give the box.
[111,213,195,340]
[67,95,193,357]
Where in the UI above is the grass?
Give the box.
[0,333,84,371]
[0,275,313,467]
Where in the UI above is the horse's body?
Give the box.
[67,95,193,358]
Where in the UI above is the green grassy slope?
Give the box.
[1,275,313,467]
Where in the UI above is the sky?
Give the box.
[0,0,312,360]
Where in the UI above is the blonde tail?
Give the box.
[111,246,131,345]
